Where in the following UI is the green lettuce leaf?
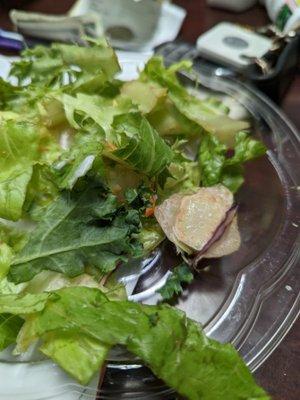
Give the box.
[0,292,50,314]
[138,219,165,254]
[107,113,174,177]
[61,93,133,134]
[40,331,108,384]
[198,131,266,192]
[0,314,23,351]
[0,243,13,280]
[53,131,104,190]
[141,57,249,142]
[0,78,19,109]
[16,287,269,399]
[0,119,40,220]
[9,184,141,283]
[120,80,167,114]
[147,99,201,137]
[10,38,120,87]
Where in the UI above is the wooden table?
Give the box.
[0,1,299,399]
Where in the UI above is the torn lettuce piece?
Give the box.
[9,184,142,283]
[120,80,167,114]
[60,93,134,137]
[0,314,23,351]
[106,113,174,178]
[15,286,269,399]
[138,219,165,255]
[40,331,109,384]
[53,130,104,190]
[147,99,201,137]
[0,243,13,280]
[140,57,249,142]
[0,292,51,314]
[0,119,40,220]
[10,38,120,86]
[198,131,266,192]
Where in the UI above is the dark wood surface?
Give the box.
[0,1,299,399]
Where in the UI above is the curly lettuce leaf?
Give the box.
[9,184,142,283]
[199,131,266,192]
[15,287,269,399]
[10,38,120,87]
[107,113,174,178]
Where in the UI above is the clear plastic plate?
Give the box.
[0,58,299,400]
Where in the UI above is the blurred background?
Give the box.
[0,1,299,399]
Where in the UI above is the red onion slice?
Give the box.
[190,204,238,267]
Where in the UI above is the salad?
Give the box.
[0,38,269,399]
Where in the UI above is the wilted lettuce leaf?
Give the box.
[147,99,200,137]
[9,184,142,283]
[199,131,266,192]
[120,80,167,114]
[15,287,269,399]
[107,113,174,178]
[141,57,249,141]
[138,219,165,254]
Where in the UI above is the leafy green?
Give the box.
[158,263,193,300]
[0,78,19,108]
[138,219,165,254]
[140,57,249,141]
[107,113,174,178]
[120,80,167,114]
[0,39,269,399]
[9,184,141,283]
[15,287,269,399]
[198,133,227,187]
[226,131,267,165]
[0,292,51,314]
[0,314,23,351]
[60,93,133,135]
[199,131,266,192]
[53,131,103,190]
[0,119,40,220]
[40,331,108,384]
[160,153,200,199]
[0,243,13,280]
[10,38,120,87]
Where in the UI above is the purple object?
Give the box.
[190,203,238,267]
[0,29,24,51]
